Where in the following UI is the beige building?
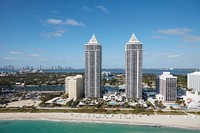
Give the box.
[65,75,84,100]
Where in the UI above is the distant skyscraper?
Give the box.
[85,34,102,98]
[187,72,200,92]
[157,72,177,102]
[125,33,142,99]
[65,75,84,100]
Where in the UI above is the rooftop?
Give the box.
[160,72,177,79]
[189,71,200,75]
[86,34,100,45]
[127,33,142,44]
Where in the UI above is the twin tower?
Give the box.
[85,33,142,100]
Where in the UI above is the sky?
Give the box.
[0,0,200,69]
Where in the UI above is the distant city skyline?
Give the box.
[0,0,200,68]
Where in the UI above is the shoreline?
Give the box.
[0,113,200,130]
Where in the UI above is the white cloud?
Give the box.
[53,58,62,61]
[149,53,181,59]
[184,35,200,42]
[82,5,93,11]
[167,54,180,58]
[4,57,17,60]
[46,19,63,25]
[39,58,48,61]
[160,53,180,58]
[28,54,39,57]
[96,5,109,13]
[65,19,85,27]
[178,45,199,49]
[152,36,167,39]
[9,51,22,54]
[43,18,85,27]
[37,49,43,51]
[41,30,65,37]
[157,28,192,35]
[50,10,60,14]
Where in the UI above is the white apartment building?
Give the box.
[187,72,200,92]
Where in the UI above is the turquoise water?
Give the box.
[0,120,199,133]
[167,104,179,106]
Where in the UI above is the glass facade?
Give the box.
[125,34,143,99]
[85,35,102,98]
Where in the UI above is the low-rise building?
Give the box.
[182,91,200,109]
[103,92,126,101]
[156,94,164,102]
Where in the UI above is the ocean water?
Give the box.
[43,69,196,75]
[0,120,199,133]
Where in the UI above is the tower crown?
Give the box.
[128,33,141,44]
[88,34,98,44]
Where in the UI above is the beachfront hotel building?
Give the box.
[125,33,143,99]
[65,77,69,93]
[156,72,177,102]
[65,75,84,100]
[187,72,200,92]
[85,34,102,98]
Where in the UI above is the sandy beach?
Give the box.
[0,113,200,130]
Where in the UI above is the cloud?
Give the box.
[150,53,181,59]
[53,58,63,61]
[9,51,22,54]
[38,58,48,61]
[156,28,192,35]
[46,19,63,25]
[184,35,200,42]
[33,48,47,53]
[167,54,180,58]
[43,18,85,27]
[41,30,65,37]
[96,5,109,13]
[178,45,199,49]
[152,36,167,39]
[50,10,60,14]
[4,57,17,60]
[81,5,93,11]
[159,53,180,58]
[28,54,39,57]
[65,19,85,27]
[37,48,43,52]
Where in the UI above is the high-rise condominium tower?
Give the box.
[125,33,142,99]
[85,34,102,98]
[156,72,177,102]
